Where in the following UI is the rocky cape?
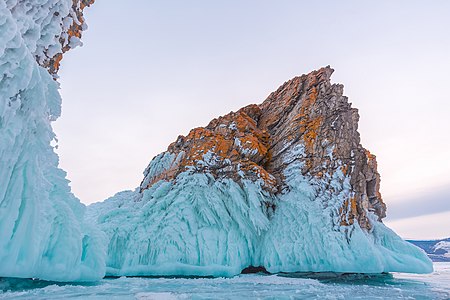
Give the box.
[140,66,385,230]
[87,66,432,277]
[0,0,432,281]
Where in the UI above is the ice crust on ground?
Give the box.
[88,146,432,277]
[0,0,105,281]
[2,264,450,300]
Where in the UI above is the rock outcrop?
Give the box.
[0,0,432,280]
[140,66,386,231]
[38,0,94,74]
[91,67,431,277]
[5,0,94,76]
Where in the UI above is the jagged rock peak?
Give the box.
[140,66,386,230]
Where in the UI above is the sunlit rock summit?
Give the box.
[88,67,432,277]
[0,0,432,282]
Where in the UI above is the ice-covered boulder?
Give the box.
[89,67,432,276]
[0,0,104,281]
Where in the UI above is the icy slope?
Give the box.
[87,175,272,277]
[260,146,432,274]
[89,67,432,276]
[0,0,104,281]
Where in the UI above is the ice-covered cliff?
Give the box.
[0,0,432,282]
[0,0,105,281]
[88,67,433,277]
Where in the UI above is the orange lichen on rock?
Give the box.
[188,132,233,161]
[41,0,95,75]
[305,86,319,107]
[340,196,358,226]
[140,66,387,230]
[51,53,63,74]
[365,150,376,164]
[340,165,349,176]
[143,106,276,191]
[300,117,323,152]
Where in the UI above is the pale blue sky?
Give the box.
[54,0,450,239]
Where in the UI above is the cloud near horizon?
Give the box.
[384,184,450,221]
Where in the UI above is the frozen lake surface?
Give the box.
[1,263,449,299]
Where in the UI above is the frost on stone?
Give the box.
[0,0,103,281]
[89,143,432,277]
[260,147,432,274]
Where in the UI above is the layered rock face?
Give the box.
[140,67,385,230]
[0,0,103,281]
[91,67,432,277]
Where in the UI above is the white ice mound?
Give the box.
[87,172,272,277]
[0,0,105,281]
[89,146,432,277]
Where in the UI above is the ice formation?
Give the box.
[86,177,271,277]
[260,146,432,274]
[88,68,433,277]
[0,0,104,281]
[0,0,432,282]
